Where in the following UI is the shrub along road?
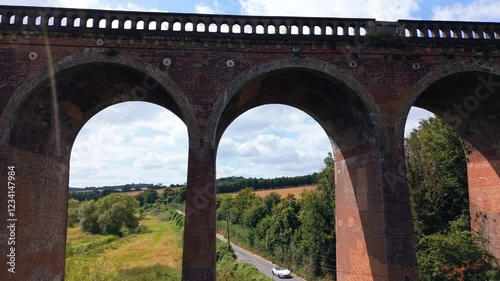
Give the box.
[216,233,305,280]
[176,210,304,280]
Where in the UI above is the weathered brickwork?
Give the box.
[0,5,499,281]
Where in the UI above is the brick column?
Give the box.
[0,147,68,281]
[335,147,418,281]
[468,149,500,259]
[182,146,217,281]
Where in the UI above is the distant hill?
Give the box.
[216,173,318,193]
[69,173,318,195]
[68,183,176,192]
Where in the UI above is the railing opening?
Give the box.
[279,25,287,34]
[303,26,310,35]
[136,20,144,30]
[161,21,169,31]
[244,24,252,34]
[185,22,194,32]
[337,26,344,35]
[196,22,204,32]
[208,23,217,32]
[256,24,264,34]
[348,26,355,36]
[268,25,276,34]
[149,21,156,30]
[124,19,131,29]
[232,24,240,33]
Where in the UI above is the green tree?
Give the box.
[405,117,469,238]
[78,194,139,236]
[96,193,140,235]
[174,186,186,203]
[216,194,234,221]
[137,188,159,206]
[232,187,261,224]
[296,152,336,279]
[298,191,335,278]
[418,216,500,281]
[161,187,178,203]
[241,204,267,228]
[264,196,301,262]
[262,192,281,215]
[68,198,81,227]
[78,200,100,234]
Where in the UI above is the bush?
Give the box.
[78,194,140,236]
[418,216,500,281]
[216,241,271,281]
[68,199,80,227]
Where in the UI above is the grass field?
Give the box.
[65,211,271,281]
[65,215,182,280]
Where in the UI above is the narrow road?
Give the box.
[176,210,304,280]
[216,234,305,280]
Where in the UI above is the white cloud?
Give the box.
[238,0,420,21]
[195,4,216,14]
[195,0,227,14]
[217,105,332,179]
[433,0,500,21]
[70,102,189,187]
[69,91,431,188]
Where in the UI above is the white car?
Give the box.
[272,266,291,278]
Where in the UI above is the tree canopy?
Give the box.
[405,116,469,238]
[77,193,140,236]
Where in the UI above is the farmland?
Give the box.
[229,185,317,199]
[119,185,317,198]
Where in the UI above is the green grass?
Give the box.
[65,215,182,281]
[216,241,271,281]
[66,205,271,281]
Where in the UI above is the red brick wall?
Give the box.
[468,150,500,259]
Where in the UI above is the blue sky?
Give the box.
[3,0,499,187]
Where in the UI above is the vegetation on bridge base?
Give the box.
[406,117,499,281]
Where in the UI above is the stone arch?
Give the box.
[0,52,196,281]
[205,58,418,280]
[400,62,500,260]
[397,62,500,147]
[207,57,386,151]
[0,52,199,153]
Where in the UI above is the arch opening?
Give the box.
[66,101,188,275]
[217,104,331,184]
[1,61,192,280]
[212,64,389,280]
[402,70,500,266]
[215,104,334,277]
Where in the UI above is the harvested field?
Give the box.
[122,189,165,196]
[232,185,317,199]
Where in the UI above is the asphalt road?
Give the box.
[176,210,303,280]
[216,234,304,281]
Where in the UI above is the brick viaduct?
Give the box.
[0,5,499,281]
